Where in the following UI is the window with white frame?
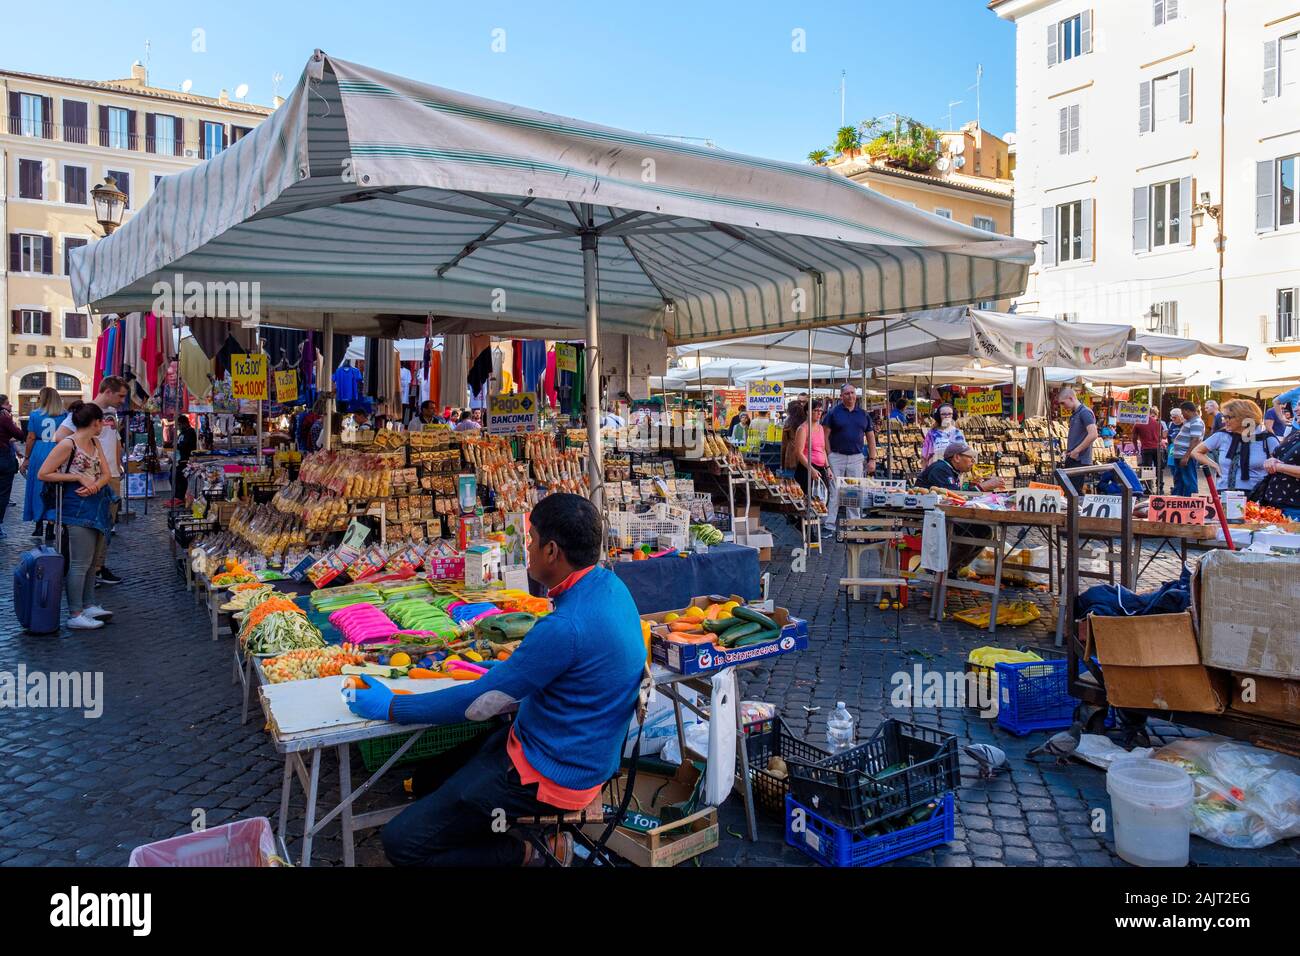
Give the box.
[1059,104,1080,155]
[934,208,952,219]
[1058,200,1083,263]
[1265,32,1300,101]
[18,93,43,137]
[1153,0,1178,26]
[1140,69,1191,133]
[1041,199,1094,266]
[107,107,131,150]
[1150,301,1178,336]
[202,121,225,159]
[1057,313,1080,323]
[1151,179,1182,247]
[63,311,89,340]
[1047,11,1092,67]
[973,216,996,231]
[153,114,177,155]
[1278,288,1298,342]
[15,309,48,335]
[18,234,47,273]
[1258,154,1298,231]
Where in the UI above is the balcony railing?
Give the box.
[1277,312,1299,343]
[4,114,201,155]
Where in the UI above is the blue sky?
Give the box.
[2,0,1015,163]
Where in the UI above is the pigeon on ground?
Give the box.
[963,743,1008,780]
[1026,722,1083,764]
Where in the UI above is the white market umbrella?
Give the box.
[71,51,1033,500]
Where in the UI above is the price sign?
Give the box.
[967,390,1004,415]
[1079,494,1123,519]
[274,369,298,404]
[488,391,539,435]
[1014,488,1063,514]
[231,353,268,401]
[1117,401,1151,425]
[954,396,969,414]
[746,380,785,413]
[1029,481,1063,492]
[1148,495,1208,525]
[556,343,578,374]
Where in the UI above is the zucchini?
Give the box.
[702,616,745,634]
[716,621,763,646]
[732,605,777,630]
[732,628,780,647]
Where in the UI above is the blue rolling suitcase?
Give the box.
[14,492,62,634]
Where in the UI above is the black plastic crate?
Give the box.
[787,719,960,830]
[741,717,830,817]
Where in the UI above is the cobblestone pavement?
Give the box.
[1,489,1297,868]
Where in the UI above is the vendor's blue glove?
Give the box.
[343,678,395,722]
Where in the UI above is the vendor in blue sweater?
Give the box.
[346,493,646,867]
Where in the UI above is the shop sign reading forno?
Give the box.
[488,392,539,435]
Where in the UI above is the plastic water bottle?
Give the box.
[826,702,856,753]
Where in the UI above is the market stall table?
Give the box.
[613,543,762,615]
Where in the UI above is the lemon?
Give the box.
[389,652,411,667]
[664,612,681,623]
[684,606,706,620]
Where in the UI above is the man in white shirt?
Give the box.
[56,375,129,585]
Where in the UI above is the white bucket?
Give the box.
[1106,758,1194,867]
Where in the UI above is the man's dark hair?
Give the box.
[894,398,909,411]
[1179,400,1198,416]
[530,493,602,568]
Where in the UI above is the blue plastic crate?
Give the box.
[995,659,1074,736]
[784,793,955,868]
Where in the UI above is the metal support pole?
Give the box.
[581,216,605,511]
[882,319,891,477]
[322,313,335,451]
[255,328,264,472]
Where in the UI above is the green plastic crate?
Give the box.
[356,721,492,772]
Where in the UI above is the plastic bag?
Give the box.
[624,687,704,758]
[952,600,1042,629]
[1153,737,1300,848]
[966,646,1042,668]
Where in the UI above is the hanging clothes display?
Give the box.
[439,335,469,409]
[467,345,493,398]
[334,361,363,407]
[518,339,547,395]
[141,312,164,392]
[556,342,585,417]
[179,336,213,400]
[120,313,144,382]
[425,349,441,405]
[543,347,558,408]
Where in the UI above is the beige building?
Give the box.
[1,62,274,412]
[827,123,1017,308]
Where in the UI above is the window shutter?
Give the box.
[1059,107,1069,154]
[1069,104,1081,153]
[1081,9,1093,54]
[62,100,87,143]
[221,124,229,150]
[98,105,109,147]
[1178,176,1193,245]
[1139,80,1153,134]
[1167,0,1178,19]
[1257,159,1277,232]
[10,311,19,335]
[1154,0,1164,26]
[1178,68,1192,123]
[1080,199,1095,261]
[42,237,53,274]
[1265,40,1279,100]
[8,234,20,272]
[41,312,52,336]
[1047,23,1058,67]
[1041,207,1058,267]
[6,92,18,135]
[145,112,156,153]
[1133,186,1151,253]
[127,109,137,149]
[40,95,53,138]
[173,116,184,156]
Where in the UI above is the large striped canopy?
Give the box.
[72,51,1034,343]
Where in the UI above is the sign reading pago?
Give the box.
[488,391,539,435]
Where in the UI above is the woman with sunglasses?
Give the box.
[1189,399,1279,494]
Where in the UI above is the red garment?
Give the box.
[92,328,108,395]
[141,312,163,392]
[1133,419,1164,451]
[544,350,558,408]
[546,564,595,598]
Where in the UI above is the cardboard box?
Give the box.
[1196,550,1300,680]
[1229,672,1300,724]
[584,764,717,867]
[1088,611,1229,714]
[647,595,809,675]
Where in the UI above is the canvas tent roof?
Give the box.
[70,51,1034,343]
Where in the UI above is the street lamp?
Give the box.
[91,176,127,235]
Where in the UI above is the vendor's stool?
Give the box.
[839,517,933,640]
[510,790,623,867]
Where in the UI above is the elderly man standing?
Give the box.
[820,384,877,533]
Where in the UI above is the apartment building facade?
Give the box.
[1,62,273,411]
[992,0,1300,380]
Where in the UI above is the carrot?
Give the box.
[406,668,441,679]
[342,676,369,690]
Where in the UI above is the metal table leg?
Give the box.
[300,749,322,867]
[338,744,356,868]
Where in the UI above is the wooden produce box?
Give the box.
[586,764,718,867]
